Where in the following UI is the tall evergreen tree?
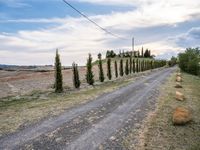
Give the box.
[114,60,118,78]
[136,59,139,73]
[125,59,129,75]
[98,53,105,82]
[141,60,144,72]
[141,47,144,57]
[150,61,153,70]
[129,57,132,73]
[107,58,112,80]
[138,60,141,72]
[54,49,63,93]
[133,59,135,73]
[119,59,124,76]
[72,63,80,88]
[86,54,94,85]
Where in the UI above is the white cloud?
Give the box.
[174,27,200,48]
[0,0,200,65]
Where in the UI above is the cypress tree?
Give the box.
[141,47,144,57]
[129,57,132,74]
[119,59,124,76]
[54,49,63,93]
[136,59,139,73]
[114,60,118,78]
[98,53,105,82]
[125,59,129,75]
[86,53,94,85]
[138,60,141,72]
[72,63,80,88]
[148,60,150,70]
[141,60,143,72]
[144,60,146,71]
[146,60,148,70]
[150,61,153,70]
[133,59,135,73]
[107,58,112,80]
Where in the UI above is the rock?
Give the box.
[175,82,182,88]
[172,107,192,125]
[176,91,185,101]
[176,73,181,77]
[109,136,116,141]
[176,76,182,82]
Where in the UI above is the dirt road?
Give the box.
[0,67,175,150]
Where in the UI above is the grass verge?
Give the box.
[125,71,200,149]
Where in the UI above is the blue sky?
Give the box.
[0,0,200,65]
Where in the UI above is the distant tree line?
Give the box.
[54,50,166,93]
[106,47,153,59]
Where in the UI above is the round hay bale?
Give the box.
[172,107,192,125]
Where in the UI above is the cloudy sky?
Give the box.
[0,0,200,65]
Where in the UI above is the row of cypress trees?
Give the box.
[54,51,166,93]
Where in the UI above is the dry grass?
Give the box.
[140,72,200,149]
[0,76,134,137]
[123,71,200,150]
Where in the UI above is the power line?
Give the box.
[62,0,127,40]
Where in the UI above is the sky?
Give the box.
[0,0,200,65]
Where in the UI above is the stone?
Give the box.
[175,82,182,88]
[172,107,192,125]
[176,72,181,77]
[176,91,185,101]
[176,76,182,82]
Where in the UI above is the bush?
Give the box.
[179,48,200,76]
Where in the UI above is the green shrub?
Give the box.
[179,48,200,76]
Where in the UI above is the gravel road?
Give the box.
[0,67,175,150]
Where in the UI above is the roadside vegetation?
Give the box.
[179,47,200,76]
[123,71,200,149]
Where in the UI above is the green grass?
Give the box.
[124,71,200,150]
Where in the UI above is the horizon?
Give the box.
[0,0,200,65]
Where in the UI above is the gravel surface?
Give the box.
[0,67,175,150]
